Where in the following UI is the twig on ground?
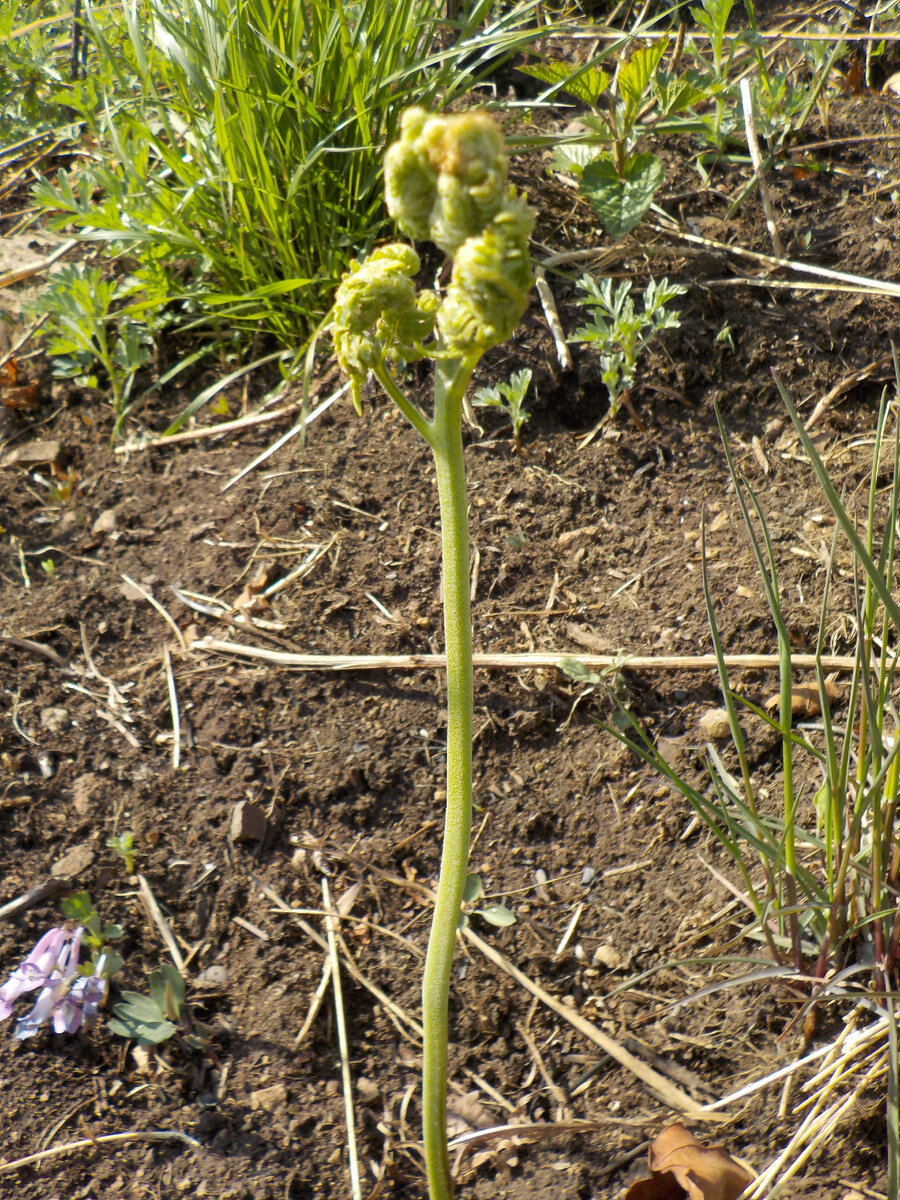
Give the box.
[121,575,187,653]
[462,924,710,1116]
[0,634,69,669]
[516,1021,573,1117]
[221,386,348,493]
[0,1129,200,1174]
[647,220,900,298]
[534,267,573,370]
[232,915,269,941]
[322,877,363,1200]
[295,957,333,1047]
[162,644,180,770]
[114,400,303,454]
[193,637,859,674]
[0,877,69,921]
[738,78,784,258]
[137,874,186,974]
[804,355,893,430]
[262,537,336,598]
[256,875,423,1043]
[0,313,48,372]
[0,237,78,289]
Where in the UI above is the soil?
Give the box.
[2,10,900,1200]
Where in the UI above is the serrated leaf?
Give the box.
[477,905,517,928]
[654,71,708,115]
[618,40,668,114]
[552,140,605,176]
[580,153,665,239]
[518,61,609,106]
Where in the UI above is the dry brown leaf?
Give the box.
[235,562,280,614]
[624,1124,754,1200]
[763,677,838,720]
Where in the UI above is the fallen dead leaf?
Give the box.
[234,562,280,615]
[624,1124,754,1200]
[763,677,838,720]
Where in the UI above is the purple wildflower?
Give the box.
[0,927,68,1019]
[0,927,106,1040]
[53,956,108,1035]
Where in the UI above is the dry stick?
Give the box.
[0,238,78,289]
[0,634,69,668]
[0,313,48,372]
[645,220,900,299]
[136,874,186,974]
[121,574,187,653]
[462,926,710,1117]
[738,77,784,259]
[194,637,859,674]
[162,644,180,770]
[0,878,69,922]
[295,956,333,1047]
[534,267,573,370]
[322,877,363,1200]
[805,355,894,431]
[257,877,423,1043]
[221,386,348,493]
[0,1129,200,1175]
[114,401,302,453]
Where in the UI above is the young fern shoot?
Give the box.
[330,108,534,1200]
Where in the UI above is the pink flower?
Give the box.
[0,927,106,1040]
[0,928,68,1019]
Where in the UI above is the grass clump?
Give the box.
[32,0,548,359]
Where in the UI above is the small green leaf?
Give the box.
[115,992,166,1023]
[580,153,665,239]
[558,657,603,685]
[477,905,517,928]
[109,1015,178,1044]
[462,874,484,904]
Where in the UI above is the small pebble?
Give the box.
[581,866,597,886]
[592,944,622,971]
[699,707,733,740]
[249,1082,288,1112]
[356,1077,381,1106]
[40,706,69,734]
[92,508,118,534]
[229,800,267,843]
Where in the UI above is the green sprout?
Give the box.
[472,367,532,447]
[572,274,687,429]
[331,107,533,1200]
[106,831,136,876]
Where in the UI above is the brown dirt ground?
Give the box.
[3,14,900,1200]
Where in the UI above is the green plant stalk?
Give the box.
[373,352,481,1200]
[421,355,478,1200]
